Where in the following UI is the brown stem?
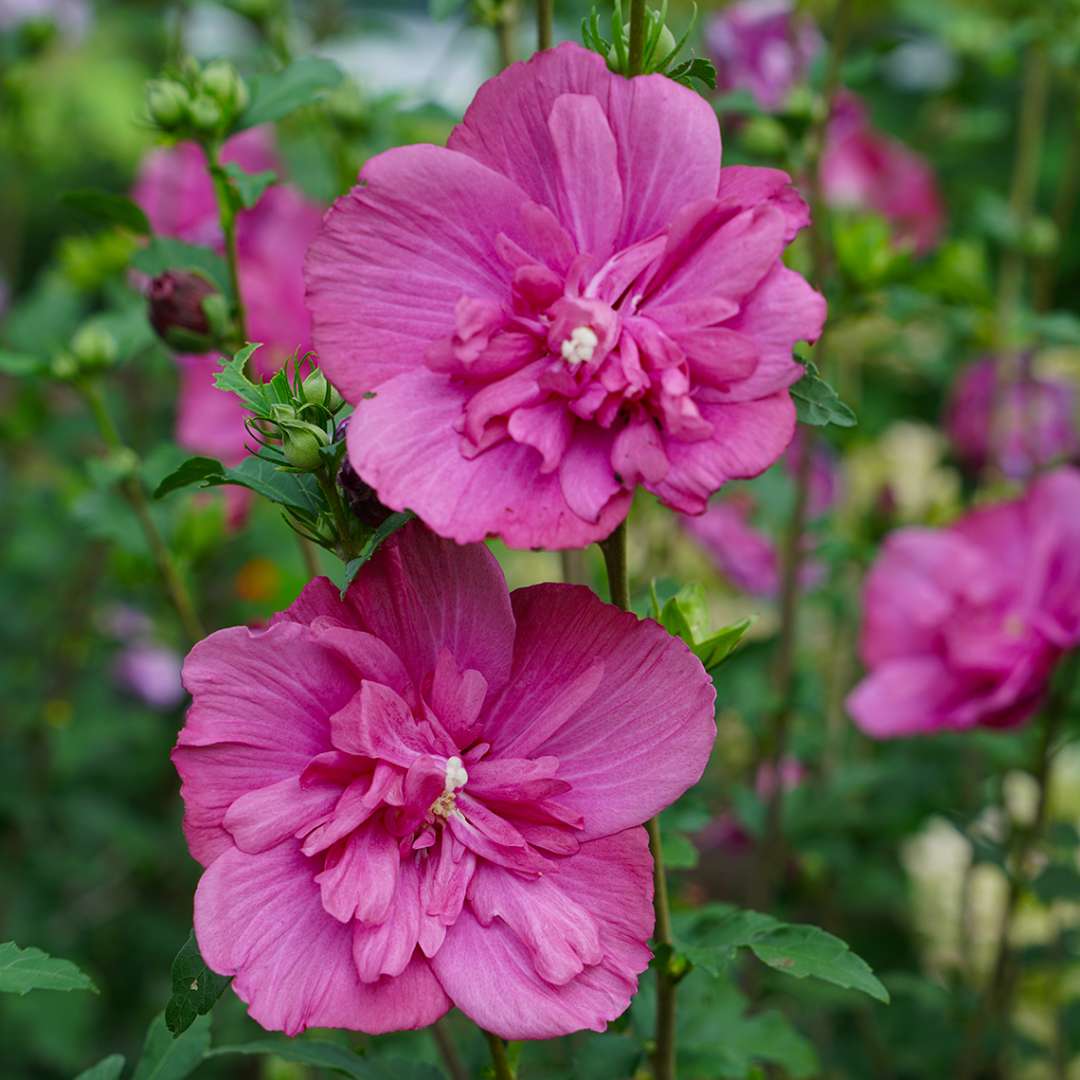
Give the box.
[536,0,553,50]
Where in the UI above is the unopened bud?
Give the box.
[301,368,344,412]
[188,93,224,135]
[200,60,250,116]
[336,416,394,526]
[71,323,118,372]
[281,422,329,470]
[146,79,191,130]
[148,271,217,343]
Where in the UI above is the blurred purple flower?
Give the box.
[848,468,1080,738]
[114,643,186,711]
[946,356,1078,479]
[821,92,944,255]
[0,0,89,39]
[707,0,822,111]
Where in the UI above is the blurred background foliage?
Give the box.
[4,0,1080,1078]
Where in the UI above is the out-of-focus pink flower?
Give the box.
[707,0,822,111]
[114,643,186,711]
[821,92,944,255]
[306,43,825,549]
[680,432,838,596]
[174,523,716,1037]
[848,468,1080,738]
[698,755,805,854]
[132,129,323,469]
[946,356,1078,479]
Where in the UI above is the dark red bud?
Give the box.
[336,416,394,527]
[147,271,216,341]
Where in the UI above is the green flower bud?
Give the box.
[301,368,344,412]
[281,421,330,471]
[70,323,118,372]
[741,115,790,157]
[49,353,79,381]
[200,60,250,116]
[188,93,224,135]
[146,79,191,130]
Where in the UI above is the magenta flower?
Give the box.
[114,643,185,711]
[848,468,1080,738]
[133,129,323,467]
[707,0,822,111]
[820,92,944,255]
[946,356,1078,479]
[306,43,825,549]
[174,524,716,1037]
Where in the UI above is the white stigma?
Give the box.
[560,325,599,366]
[430,756,468,820]
[444,755,468,793]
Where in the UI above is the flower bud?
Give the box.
[148,271,217,343]
[279,419,330,470]
[200,60,250,117]
[301,367,344,412]
[336,416,394,527]
[188,93,224,135]
[70,323,118,372]
[145,79,191,130]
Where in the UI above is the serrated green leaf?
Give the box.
[164,932,232,1037]
[131,238,231,297]
[790,361,857,428]
[213,342,268,412]
[0,941,97,995]
[62,190,151,235]
[132,1013,209,1080]
[222,163,277,209]
[238,57,344,129]
[75,1055,126,1080]
[154,453,324,516]
[674,905,780,977]
[153,457,226,500]
[669,56,718,89]
[749,924,889,1003]
[208,1041,445,1080]
[341,511,415,597]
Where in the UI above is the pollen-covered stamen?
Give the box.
[560,325,599,366]
[429,755,469,819]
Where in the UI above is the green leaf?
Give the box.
[239,57,344,129]
[133,1013,210,1080]
[208,1041,445,1080]
[749,924,890,1003]
[668,56,718,90]
[222,163,277,209]
[713,87,762,114]
[1026,310,1080,346]
[62,190,151,235]
[663,829,699,870]
[75,1055,126,1080]
[131,237,231,297]
[0,941,97,995]
[790,361,857,428]
[694,618,752,670]
[0,349,47,376]
[164,932,232,1037]
[213,342,269,412]
[675,906,780,978]
[341,511,415,596]
[1032,863,1080,903]
[153,453,324,517]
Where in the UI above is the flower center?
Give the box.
[429,754,468,819]
[560,325,599,366]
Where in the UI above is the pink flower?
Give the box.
[707,0,822,111]
[821,92,944,255]
[946,356,1078,479]
[847,468,1080,738]
[680,433,838,596]
[306,43,825,549]
[174,524,716,1037]
[132,129,323,467]
[114,643,186,711]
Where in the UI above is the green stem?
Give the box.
[537,0,553,50]
[493,1,517,69]
[627,0,647,76]
[559,547,589,586]
[296,534,320,579]
[431,1019,468,1080]
[207,147,248,345]
[484,1031,516,1080]
[599,519,676,1080]
[80,381,205,644]
[315,468,358,563]
[1032,84,1078,313]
